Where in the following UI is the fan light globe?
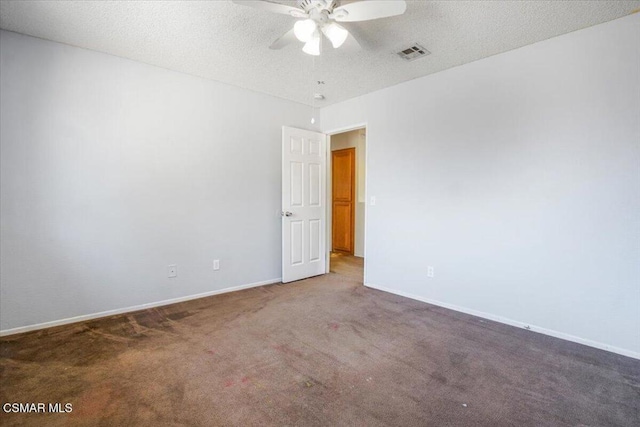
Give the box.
[294,19,317,42]
[322,23,349,49]
[302,32,321,56]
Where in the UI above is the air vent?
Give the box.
[397,43,430,61]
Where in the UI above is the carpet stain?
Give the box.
[71,382,114,419]
[430,372,448,385]
[86,327,132,343]
[272,344,304,358]
[449,351,469,366]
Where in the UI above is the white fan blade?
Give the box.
[333,0,407,22]
[269,28,298,50]
[233,1,306,17]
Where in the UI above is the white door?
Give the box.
[282,126,327,283]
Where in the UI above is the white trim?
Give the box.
[362,125,369,285]
[325,133,333,273]
[0,278,282,337]
[364,282,640,360]
[324,122,368,137]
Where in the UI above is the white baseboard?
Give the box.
[0,278,282,337]
[365,282,640,360]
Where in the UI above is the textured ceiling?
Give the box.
[1,1,638,106]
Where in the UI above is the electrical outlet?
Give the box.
[168,264,177,278]
[427,266,434,278]
[213,259,220,271]
[370,196,376,206]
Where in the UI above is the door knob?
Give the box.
[281,211,293,217]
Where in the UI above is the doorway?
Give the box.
[328,127,366,277]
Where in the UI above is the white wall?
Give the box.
[0,30,317,332]
[322,14,640,357]
[330,129,366,257]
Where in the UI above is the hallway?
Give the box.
[329,252,364,282]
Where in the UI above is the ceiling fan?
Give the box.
[233,0,407,55]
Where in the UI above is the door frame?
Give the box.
[324,122,368,276]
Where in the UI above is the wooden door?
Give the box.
[282,126,327,283]
[332,148,355,254]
